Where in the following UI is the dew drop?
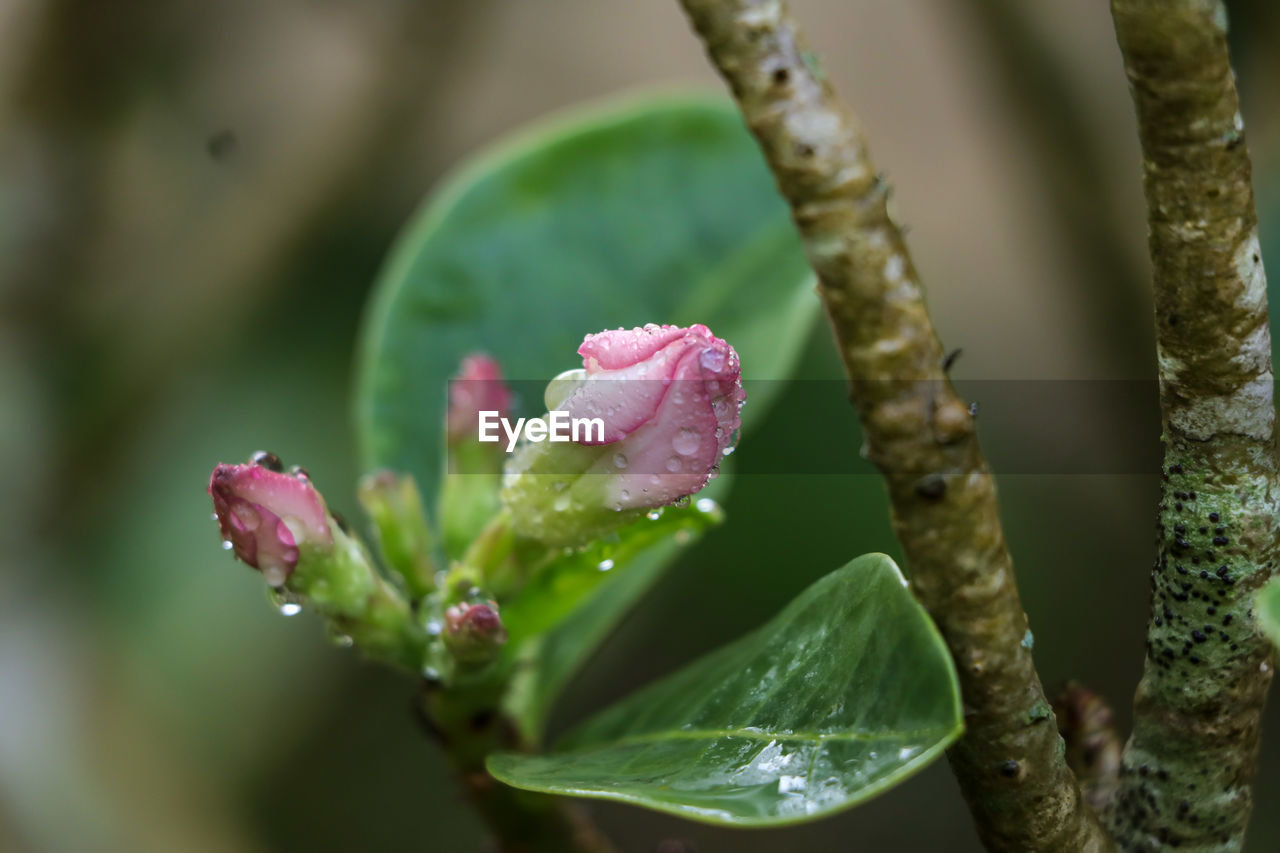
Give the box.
[613,453,628,469]
[699,348,727,372]
[619,488,631,501]
[722,445,736,457]
[332,634,354,648]
[230,503,260,532]
[647,509,664,521]
[279,602,302,617]
[221,539,234,551]
[672,428,700,456]
[261,563,288,588]
[597,559,615,572]
[665,456,682,473]
[673,495,690,508]
[553,494,571,512]
[696,498,717,513]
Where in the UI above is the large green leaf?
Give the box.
[488,554,963,827]
[354,90,815,505]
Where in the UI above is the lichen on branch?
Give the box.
[675,0,1111,849]
[1107,1,1279,849]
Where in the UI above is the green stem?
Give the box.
[673,0,1111,849]
[1107,2,1279,849]
[288,522,426,671]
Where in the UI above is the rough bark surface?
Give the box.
[676,1,1112,849]
[1108,2,1279,850]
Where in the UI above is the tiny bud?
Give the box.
[447,354,512,447]
[209,461,333,585]
[358,470,437,596]
[442,601,507,665]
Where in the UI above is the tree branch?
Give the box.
[675,1,1110,849]
[1107,2,1279,849]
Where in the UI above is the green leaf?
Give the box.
[502,499,724,741]
[1258,577,1280,650]
[354,90,815,506]
[488,554,963,827]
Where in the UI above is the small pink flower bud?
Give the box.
[442,601,507,664]
[565,323,743,509]
[447,354,512,446]
[209,458,333,587]
[503,323,743,545]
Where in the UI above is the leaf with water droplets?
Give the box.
[489,554,962,826]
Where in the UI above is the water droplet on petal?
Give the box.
[722,445,736,457]
[261,563,288,587]
[221,539,234,551]
[665,456,682,473]
[673,495,691,508]
[619,488,631,501]
[673,427,700,456]
[279,602,302,617]
[553,494,571,512]
[699,348,727,372]
[647,509,663,521]
[613,453,628,469]
[230,503,260,532]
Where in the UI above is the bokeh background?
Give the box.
[5,1,1280,850]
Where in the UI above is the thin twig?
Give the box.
[675,1,1111,849]
[1107,2,1279,849]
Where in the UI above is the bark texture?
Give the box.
[1108,2,1279,850]
[676,0,1111,849]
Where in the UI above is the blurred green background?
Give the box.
[4,1,1280,850]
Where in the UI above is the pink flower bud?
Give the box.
[209,459,333,587]
[502,323,743,545]
[442,601,507,664]
[563,323,743,509]
[447,354,512,446]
